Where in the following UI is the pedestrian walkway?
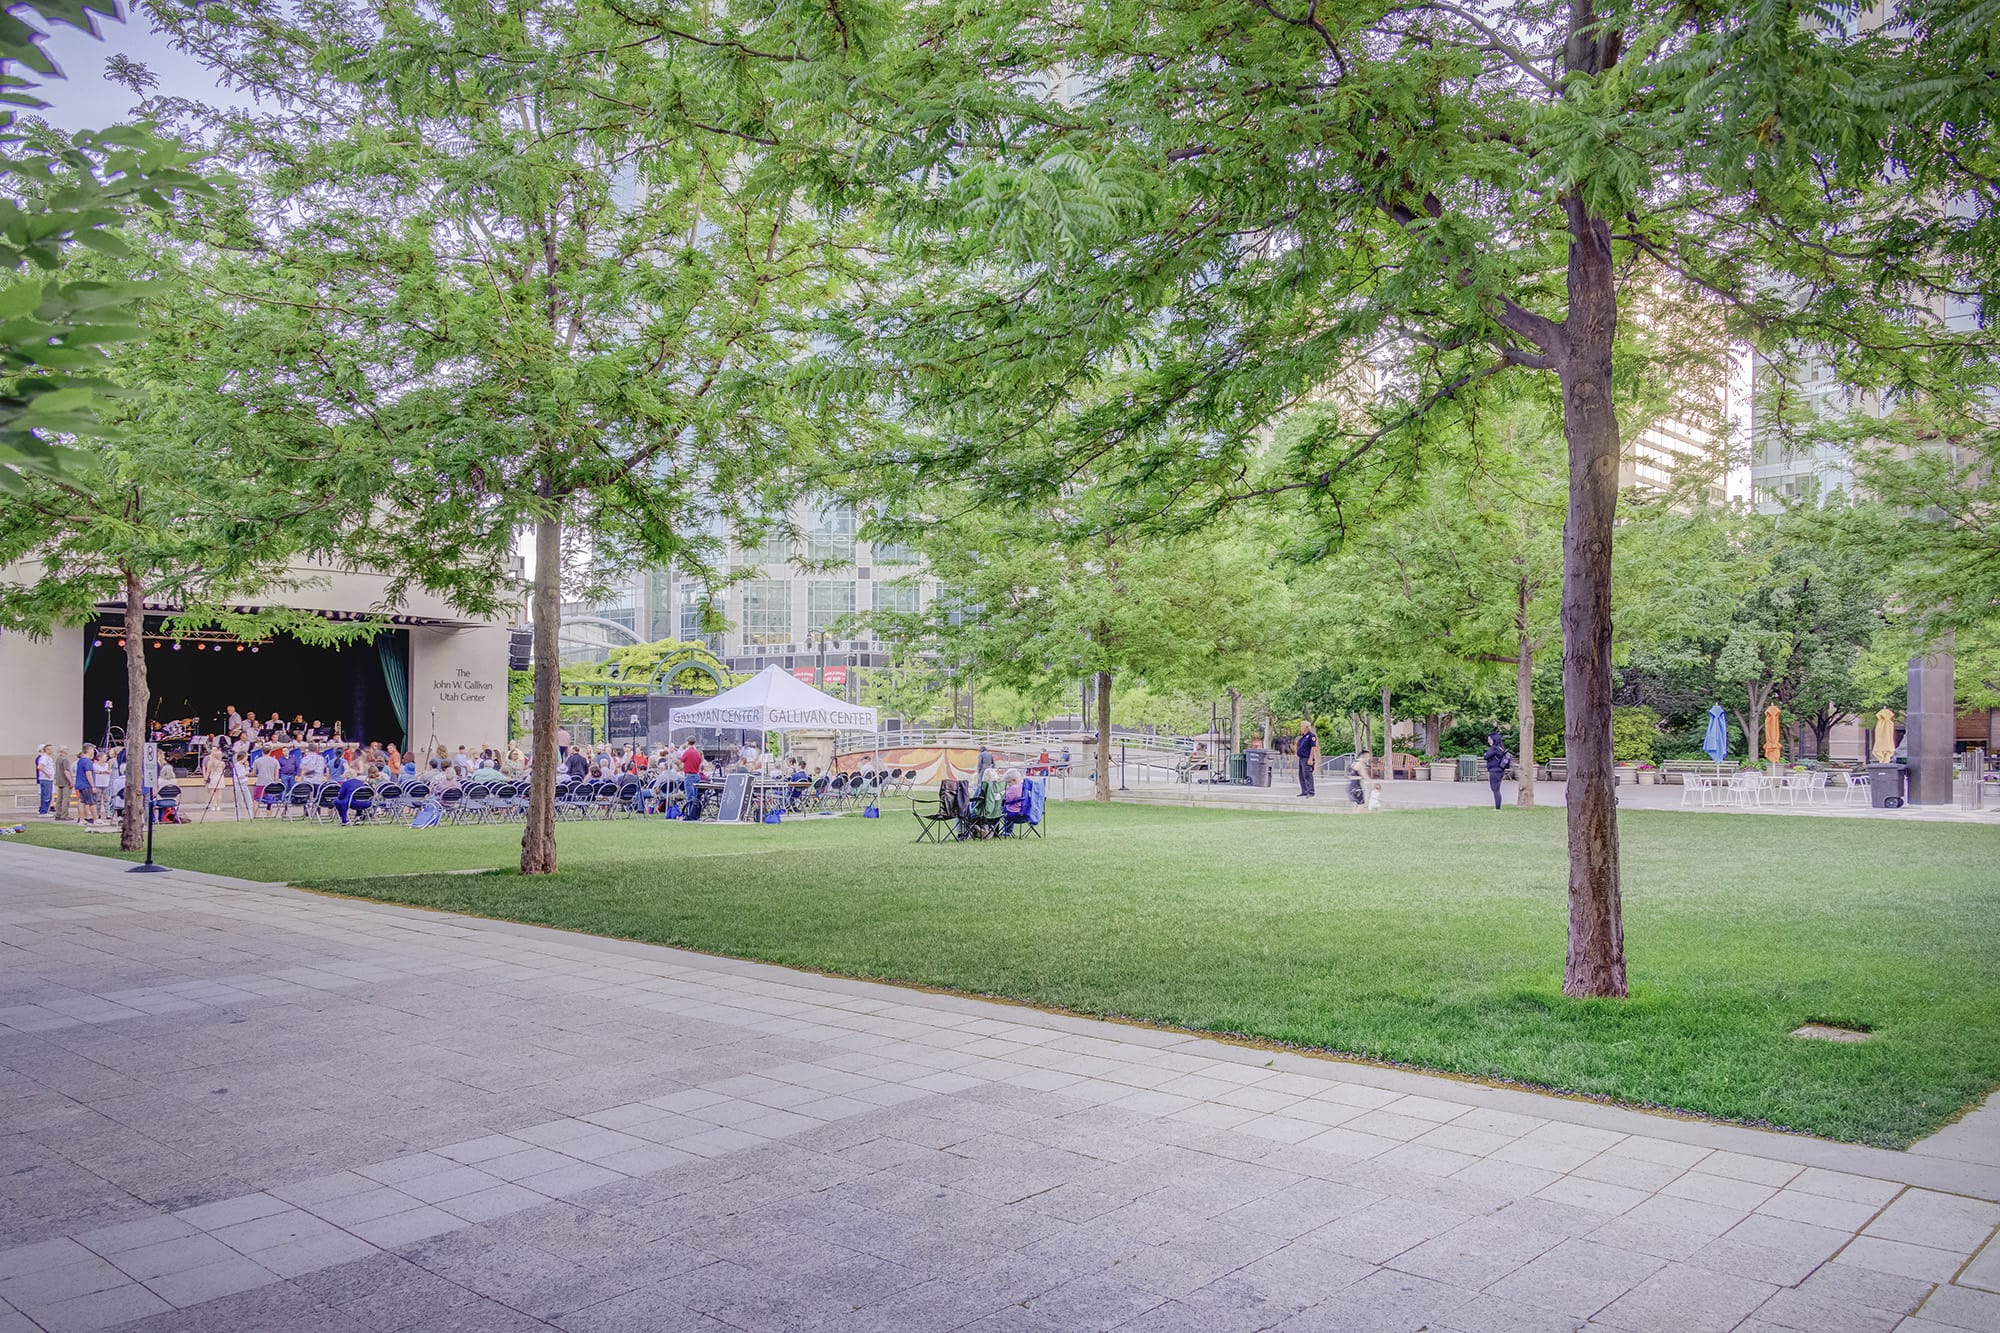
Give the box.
[1119,778,2000,824]
[1,840,1995,1333]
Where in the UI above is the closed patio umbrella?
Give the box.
[1702,704,1728,775]
[1872,708,1897,764]
[1762,704,1782,763]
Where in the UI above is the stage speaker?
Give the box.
[508,628,532,671]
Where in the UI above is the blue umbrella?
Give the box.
[1703,704,1729,764]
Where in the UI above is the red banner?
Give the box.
[789,667,816,683]
[823,666,848,686]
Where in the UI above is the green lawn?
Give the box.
[16,802,1998,1148]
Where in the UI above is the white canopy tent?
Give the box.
[666,665,878,734]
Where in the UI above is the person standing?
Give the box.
[53,746,72,821]
[34,745,53,815]
[73,745,98,824]
[1482,732,1511,810]
[976,744,994,788]
[230,752,254,820]
[1296,719,1318,797]
[202,744,227,814]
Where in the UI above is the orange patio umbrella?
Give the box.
[1762,704,1782,763]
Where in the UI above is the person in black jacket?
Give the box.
[1482,732,1511,809]
[1296,720,1317,797]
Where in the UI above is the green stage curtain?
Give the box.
[378,634,409,747]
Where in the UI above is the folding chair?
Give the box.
[437,788,465,823]
[344,784,377,825]
[153,783,183,825]
[401,782,431,824]
[968,779,1005,838]
[375,782,405,821]
[616,779,643,817]
[1006,777,1046,838]
[913,780,965,843]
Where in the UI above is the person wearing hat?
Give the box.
[1482,731,1512,810]
[34,745,54,815]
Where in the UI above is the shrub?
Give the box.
[1611,705,1662,764]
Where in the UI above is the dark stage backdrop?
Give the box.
[82,617,408,749]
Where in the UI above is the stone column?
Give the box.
[1905,642,1955,805]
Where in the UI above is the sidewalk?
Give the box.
[1116,777,2000,824]
[1,840,1994,1333]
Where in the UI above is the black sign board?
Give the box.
[717,772,751,823]
[606,695,650,749]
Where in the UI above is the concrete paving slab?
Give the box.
[3,838,1998,1333]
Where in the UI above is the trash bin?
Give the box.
[1245,749,1272,787]
[1456,755,1478,783]
[1228,752,1247,785]
[1865,763,1907,808]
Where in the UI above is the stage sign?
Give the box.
[718,772,751,822]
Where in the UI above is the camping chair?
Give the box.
[968,778,1005,838]
[1005,777,1046,838]
[913,779,966,843]
[153,783,182,825]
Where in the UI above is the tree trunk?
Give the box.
[1517,616,1537,810]
[1423,713,1441,760]
[1557,196,1627,999]
[521,509,562,875]
[1381,687,1392,779]
[1093,670,1112,802]
[120,565,149,852]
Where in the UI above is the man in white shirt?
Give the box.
[298,747,326,783]
[34,745,54,815]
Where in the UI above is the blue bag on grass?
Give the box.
[763,809,782,824]
[863,805,880,818]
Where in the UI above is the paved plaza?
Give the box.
[1,840,1996,1333]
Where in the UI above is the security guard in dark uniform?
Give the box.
[1296,720,1317,797]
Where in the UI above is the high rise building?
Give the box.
[564,498,936,685]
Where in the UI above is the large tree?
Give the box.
[857,0,1989,994]
[0,244,365,849]
[151,0,874,873]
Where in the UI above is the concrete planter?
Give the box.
[1637,770,1658,786]
[1428,762,1456,782]
[1615,766,1637,785]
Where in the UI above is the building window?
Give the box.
[740,580,793,646]
[873,582,921,616]
[746,532,791,570]
[807,581,855,635]
[870,539,919,566]
[808,501,855,563]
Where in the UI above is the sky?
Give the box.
[31,10,238,133]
